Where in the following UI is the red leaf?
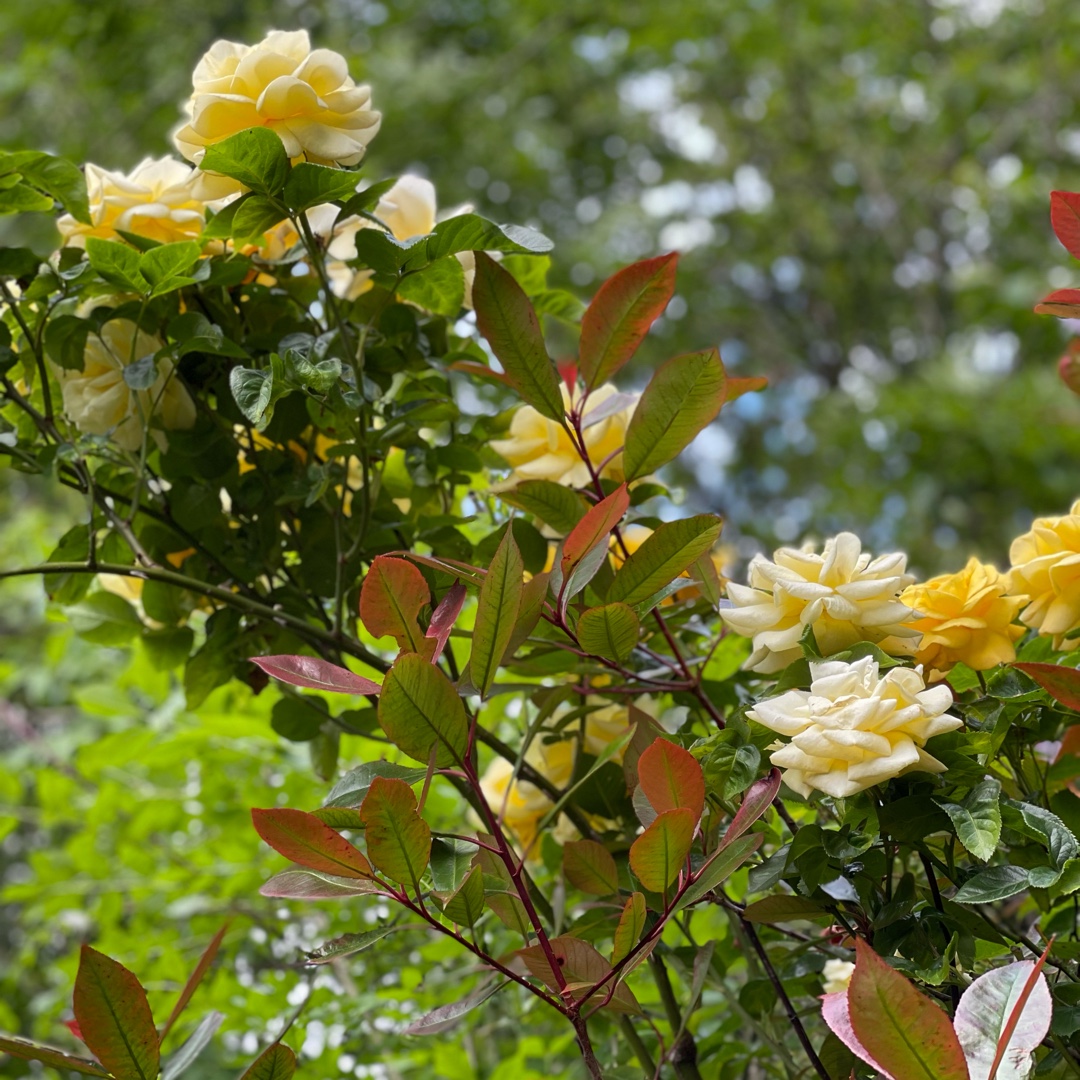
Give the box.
[561,484,630,575]
[723,375,769,402]
[251,808,374,879]
[722,768,781,847]
[159,922,229,1043]
[637,737,705,821]
[1013,662,1080,712]
[64,1019,85,1043]
[821,990,892,1077]
[73,946,160,1080]
[446,359,511,386]
[1033,288,1080,318]
[848,939,969,1080]
[359,555,432,655]
[1060,339,1080,395]
[1051,191,1080,259]
[579,253,678,389]
[249,655,381,696]
[425,581,467,663]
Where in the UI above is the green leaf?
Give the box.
[611,893,647,964]
[398,256,466,317]
[44,314,92,371]
[430,837,479,894]
[673,832,764,914]
[67,592,142,647]
[424,214,554,262]
[258,866,383,899]
[0,247,42,279]
[239,1043,297,1080]
[85,237,148,293]
[3,150,90,222]
[517,936,641,1015]
[563,839,620,895]
[499,479,588,533]
[579,253,678,389]
[138,240,202,295]
[200,127,290,196]
[403,979,508,1035]
[847,939,970,1080]
[0,182,54,214]
[282,162,360,211]
[73,946,160,1080]
[576,602,640,663]
[359,555,432,655]
[160,1012,224,1080]
[472,252,565,423]
[377,653,469,767]
[305,925,399,964]
[324,762,429,808]
[468,526,524,698]
[0,1037,110,1076]
[122,354,158,391]
[629,807,695,893]
[936,778,1001,862]
[742,895,829,923]
[232,196,289,244]
[359,776,432,892]
[251,807,374,878]
[351,227,422,274]
[607,515,723,607]
[954,864,1030,904]
[438,864,485,927]
[1002,799,1079,866]
[622,348,727,480]
[637,737,706,820]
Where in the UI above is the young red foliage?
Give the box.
[1034,288,1080,318]
[561,483,629,575]
[1013,662,1080,712]
[358,555,432,655]
[1050,191,1080,260]
[249,655,381,696]
[425,581,467,663]
[636,737,705,821]
[251,807,373,879]
[629,807,696,894]
[159,922,229,1043]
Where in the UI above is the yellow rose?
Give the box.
[57,158,206,248]
[491,383,636,489]
[174,30,380,172]
[721,532,919,674]
[821,959,855,995]
[55,320,196,451]
[1008,499,1080,648]
[898,557,1025,679]
[748,657,962,798]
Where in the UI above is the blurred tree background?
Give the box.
[2,1,1080,1076]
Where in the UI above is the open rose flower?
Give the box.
[57,158,206,247]
[899,557,1026,679]
[747,657,961,798]
[492,383,636,488]
[174,30,380,173]
[55,320,196,451]
[1007,499,1080,649]
[821,959,855,995]
[722,533,919,673]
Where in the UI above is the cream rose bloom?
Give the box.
[748,657,961,798]
[899,557,1026,679]
[821,959,856,995]
[174,30,380,171]
[57,158,206,248]
[491,383,635,488]
[1008,499,1080,649]
[722,533,919,673]
[56,320,196,451]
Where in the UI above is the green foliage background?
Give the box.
[2,1,1080,1077]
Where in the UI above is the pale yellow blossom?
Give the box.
[1008,499,1080,649]
[748,657,961,798]
[822,959,855,995]
[722,533,919,673]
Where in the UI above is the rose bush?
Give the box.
[0,28,1079,1080]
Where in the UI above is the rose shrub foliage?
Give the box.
[1,28,1080,1080]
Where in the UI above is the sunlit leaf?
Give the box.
[377,653,469,767]
[629,807,695,893]
[359,776,432,892]
[251,808,374,879]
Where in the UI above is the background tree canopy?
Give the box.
[1,2,1079,1078]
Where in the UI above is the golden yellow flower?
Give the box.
[1008,499,1080,649]
[898,557,1025,679]
[55,320,196,451]
[722,533,919,674]
[174,30,380,170]
[748,657,961,798]
[491,383,636,489]
[57,158,206,247]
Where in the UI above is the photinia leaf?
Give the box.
[629,807,695,894]
[673,832,764,914]
[499,480,588,534]
[402,979,508,1035]
[377,653,469,767]
[1034,289,1080,318]
[622,348,727,481]
[359,777,432,893]
[559,484,630,607]
[722,768,782,846]
[1013,662,1080,711]
[258,866,384,899]
[578,252,678,389]
[0,1036,110,1076]
[576,602,640,663]
[305,925,399,965]
[438,864,486,927]
[430,837,479,895]
[954,956,1052,1080]
[742,895,828,923]
[73,946,160,1080]
[249,655,381,696]
[474,833,532,939]
[473,252,565,423]
[611,892,647,965]
[1050,191,1080,260]
[239,1042,297,1080]
[159,922,229,1042]
[159,1011,224,1080]
[517,936,641,1014]
[502,571,549,660]
[251,808,373,879]
[425,581,467,663]
[324,762,429,809]
[821,990,892,1077]
[847,938,970,1080]
[468,527,524,698]
[637,737,706,821]
[563,839,620,895]
[359,555,432,656]
[936,779,1002,862]
[606,514,723,608]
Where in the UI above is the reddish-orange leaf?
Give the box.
[722,768,781,847]
[159,922,229,1043]
[358,555,432,654]
[1034,288,1080,318]
[563,839,620,895]
[1014,662,1080,712]
[561,484,630,575]
[359,777,432,892]
[517,935,641,1014]
[848,938,969,1080]
[0,1036,109,1076]
[249,655,381,696]
[579,252,678,390]
[1060,340,1080,395]
[1051,191,1080,260]
[240,1042,297,1079]
[73,946,160,1080]
[251,808,373,879]
[629,807,695,894]
[637,737,705,821]
[425,581,467,663]
[723,375,769,403]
